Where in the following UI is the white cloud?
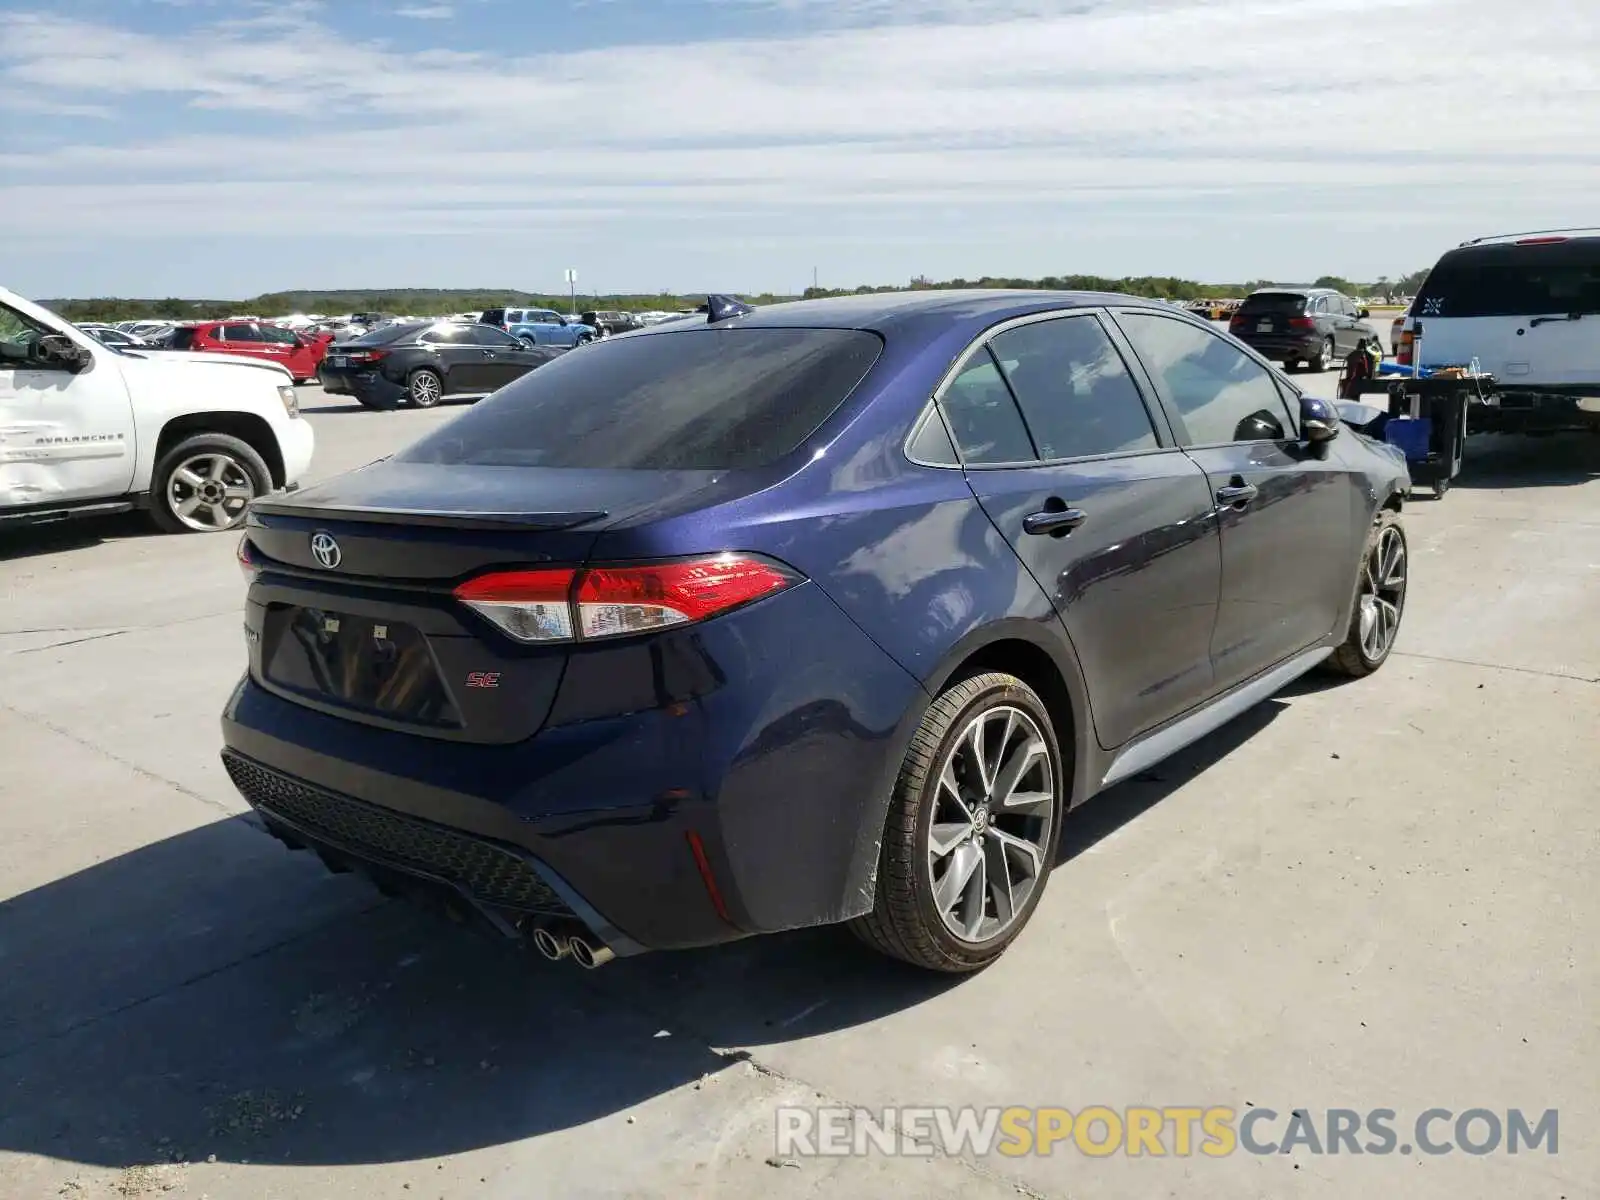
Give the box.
[395,3,455,17]
[0,0,1596,290]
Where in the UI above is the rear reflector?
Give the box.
[454,554,800,644]
[237,535,261,583]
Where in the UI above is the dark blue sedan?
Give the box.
[224,291,1410,972]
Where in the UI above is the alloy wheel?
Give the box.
[410,371,442,407]
[165,452,255,531]
[927,705,1056,944]
[1357,525,1407,661]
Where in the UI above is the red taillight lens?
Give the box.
[1289,316,1315,330]
[237,535,260,583]
[1396,330,1415,365]
[454,567,577,642]
[454,555,801,644]
[1228,315,1244,328]
[575,556,798,638]
[346,349,389,362]
[1516,236,1569,245]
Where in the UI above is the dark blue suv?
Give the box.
[224,291,1410,973]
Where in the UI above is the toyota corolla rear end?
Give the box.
[220,323,925,963]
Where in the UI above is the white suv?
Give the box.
[1,286,315,533]
[1396,229,1600,434]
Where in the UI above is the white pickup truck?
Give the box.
[1,287,314,533]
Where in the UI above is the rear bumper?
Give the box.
[1231,331,1323,360]
[317,368,406,405]
[219,582,926,953]
[1472,392,1600,433]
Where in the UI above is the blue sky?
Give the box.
[2,0,1596,299]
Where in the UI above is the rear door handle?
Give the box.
[1216,482,1259,506]
[1023,508,1088,536]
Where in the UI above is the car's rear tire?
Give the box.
[149,433,271,534]
[407,368,443,408]
[1325,515,1407,677]
[850,672,1064,973]
[1310,336,1335,372]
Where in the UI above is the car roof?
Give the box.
[645,289,1179,338]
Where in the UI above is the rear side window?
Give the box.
[220,324,260,342]
[939,349,1037,464]
[1416,240,1600,317]
[399,327,883,471]
[352,323,423,345]
[1239,292,1308,315]
[167,327,196,349]
[987,316,1158,460]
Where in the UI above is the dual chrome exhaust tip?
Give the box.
[531,922,616,969]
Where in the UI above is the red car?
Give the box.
[168,321,332,384]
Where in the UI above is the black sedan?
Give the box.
[318,321,566,408]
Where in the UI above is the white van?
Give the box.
[1396,229,1600,434]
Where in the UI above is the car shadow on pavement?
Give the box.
[1056,697,1287,866]
[1456,431,1600,489]
[0,812,960,1175]
[0,511,155,562]
[0,698,1292,1176]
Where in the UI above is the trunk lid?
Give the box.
[242,458,727,743]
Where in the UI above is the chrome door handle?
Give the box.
[1216,482,1258,506]
[1023,508,1088,536]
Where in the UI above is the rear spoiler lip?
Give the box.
[246,500,608,531]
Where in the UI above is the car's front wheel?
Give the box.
[149,433,270,533]
[1326,515,1407,677]
[850,672,1064,973]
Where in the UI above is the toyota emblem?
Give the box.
[309,532,342,569]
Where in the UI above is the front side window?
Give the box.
[1118,313,1293,445]
[987,316,1159,460]
[938,349,1037,465]
[0,303,61,367]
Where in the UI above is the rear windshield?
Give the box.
[167,327,196,349]
[1416,240,1600,318]
[1239,292,1308,314]
[399,327,884,471]
[350,322,423,345]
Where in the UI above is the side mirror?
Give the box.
[1358,306,1371,319]
[34,333,92,372]
[1300,393,1341,444]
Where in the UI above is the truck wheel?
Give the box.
[150,434,271,534]
[1325,515,1407,677]
[849,672,1064,973]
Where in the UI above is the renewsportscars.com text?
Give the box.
[775,1105,1559,1159]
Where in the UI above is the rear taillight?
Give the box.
[1396,330,1415,365]
[1516,236,1569,245]
[453,554,801,644]
[1289,316,1315,330]
[1228,314,1244,328]
[237,535,260,583]
[345,349,389,363]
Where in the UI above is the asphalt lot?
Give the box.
[2,323,1597,1199]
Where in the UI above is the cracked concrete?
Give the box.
[1,371,1595,1199]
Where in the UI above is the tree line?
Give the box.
[42,269,1433,323]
